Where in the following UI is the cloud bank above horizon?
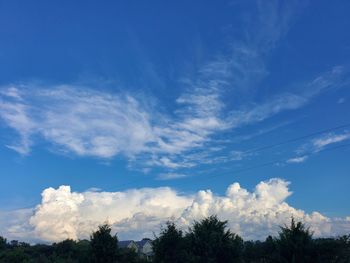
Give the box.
[1,178,349,243]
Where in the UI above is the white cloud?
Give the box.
[0,209,35,242]
[0,0,347,171]
[0,64,347,170]
[225,66,347,129]
[29,186,85,241]
[0,86,23,100]
[0,86,156,158]
[0,92,35,155]
[287,155,308,164]
[30,185,193,242]
[157,173,189,180]
[0,84,231,170]
[227,93,307,128]
[303,66,347,98]
[2,178,349,242]
[313,132,350,150]
[337,98,345,104]
[291,131,350,164]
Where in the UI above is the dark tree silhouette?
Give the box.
[90,223,119,263]
[314,235,350,262]
[0,236,6,251]
[152,221,192,263]
[0,217,349,262]
[276,217,314,263]
[53,239,78,260]
[187,215,243,263]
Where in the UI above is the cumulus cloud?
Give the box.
[0,209,35,242]
[30,185,192,242]
[29,186,85,241]
[2,178,349,243]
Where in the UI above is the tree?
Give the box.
[186,215,243,263]
[53,239,79,262]
[243,240,265,262]
[261,235,279,262]
[90,224,119,263]
[152,221,192,263]
[0,236,6,251]
[119,247,146,263]
[76,239,91,263]
[314,235,350,262]
[0,247,29,263]
[276,217,314,263]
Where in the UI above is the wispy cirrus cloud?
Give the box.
[312,132,350,150]
[0,1,348,172]
[0,64,347,171]
[0,88,35,155]
[288,131,350,165]
[1,85,155,158]
[157,173,189,180]
[337,98,346,104]
[0,84,226,168]
[227,93,307,128]
[287,155,308,164]
[298,131,350,154]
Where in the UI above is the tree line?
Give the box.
[0,216,349,262]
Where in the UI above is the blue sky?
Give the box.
[0,0,350,242]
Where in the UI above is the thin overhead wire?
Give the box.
[242,122,350,154]
[5,123,350,211]
[192,142,350,184]
[113,122,350,190]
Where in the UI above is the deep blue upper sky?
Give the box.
[0,0,349,219]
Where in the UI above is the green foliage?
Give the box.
[187,215,243,263]
[0,218,350,262]
[152,221,192,263]
[243,240,263,263]
[261,235,279,262]
[119,247,148,263]
[90,223,119,263]
[75,240,91,262]
[53,239,78,261]
[276,217,314,263]
[314,235,350,262]
[0,237,6,251]
[153,216,244,263]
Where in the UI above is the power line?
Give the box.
[242,122,350,154]
[191,142,350,184]
[113,122,350,190]
[114,143,350,192]
[5,123,350,212]
[153,142,350,191]
[7,143,350,212]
